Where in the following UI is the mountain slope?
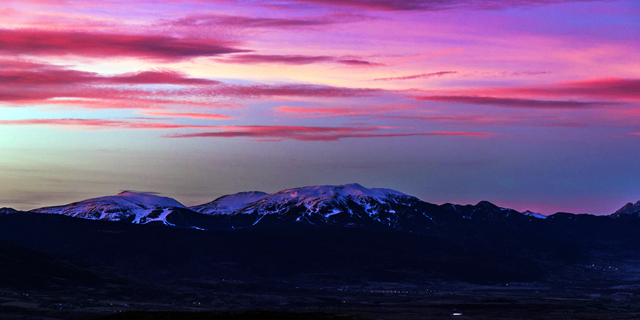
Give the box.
[0,207,17,214]
[190,191,268,215]
[217,183,443,231]
[611,200,640,219]
[30,191,188,225]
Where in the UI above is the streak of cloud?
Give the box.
[518,78,640,101]
[276,104,415,117]
[0,118,219,130]
[165,125,493,141]
[268,0,603,11]
[374,71,457,81]
[0,63,219,86]
[417,95,613,109]
[0,29,249,61]
[162,13,342,28]
[138,111,232,120]
[217,54,382,66]
[204,84,383,98]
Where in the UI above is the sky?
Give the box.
[0,0,639,214]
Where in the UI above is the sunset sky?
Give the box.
[0,0,639,214]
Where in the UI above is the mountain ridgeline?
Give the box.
[24,183,556,232]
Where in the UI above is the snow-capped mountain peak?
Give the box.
[284,183,410,200]
[114,191,185,208]
[236,183,421,226]
[31,191,185,224]
[190,191,269,215]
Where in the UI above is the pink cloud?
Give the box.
[0,29,248,61]
[273,0,602,11]
[519,78,640,101]
[0,59,392,110]
[374,71,457,81]
[0,59,389,106]
[104,70,220,85]
[388,114,521,123]
[0,63,218,86]
[7,97,220,110]
[218,54,334,65]
[0,118,493,140]
[416,95,611,109]
[0,118,218,130]
[424,78,640,103]
[165,125,492,141]
[276,104,415,117]
[0,61,228,107]
[532,122,590,128]
[277,106,580,128]
[138,111,232,120]
[335,59,384,66]
[383,49,463,66]
[217,54,381,66]
[163,13,341,28]
[205,84,382,98]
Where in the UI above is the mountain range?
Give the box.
[12,183,637,233]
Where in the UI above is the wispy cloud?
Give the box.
[516,78,640,101]
[266,0,603,11]
[0,118,219,130]
[416,95,609,109]
[0,118,492,140]
[203,84,383,98]
[532,122,590,128]
[166,125,493,141]
[0,29,249,61]
[105,70,220,85]
[0,62,219,86]
[335,59,383,66]
[217,54,382,66]
[0,59,388,107]
[138,111,232,120]
[162,13,344,29]
[374,71,456,81]
[417,78,640,108]
[276,104,415,117]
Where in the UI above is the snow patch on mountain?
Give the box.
[523,210,547,219]
[115,191,185,208]
[240,183,417,218]
[30,191,185,223]
[190,191,269,215]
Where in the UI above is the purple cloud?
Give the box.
[374,71,457,81]
[0,29,249,61]
[217,54,381,66]
[417,95,611,109]
[165,125,492,141]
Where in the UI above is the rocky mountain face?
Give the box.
[611,201,640,219]
[0,207,17,215]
